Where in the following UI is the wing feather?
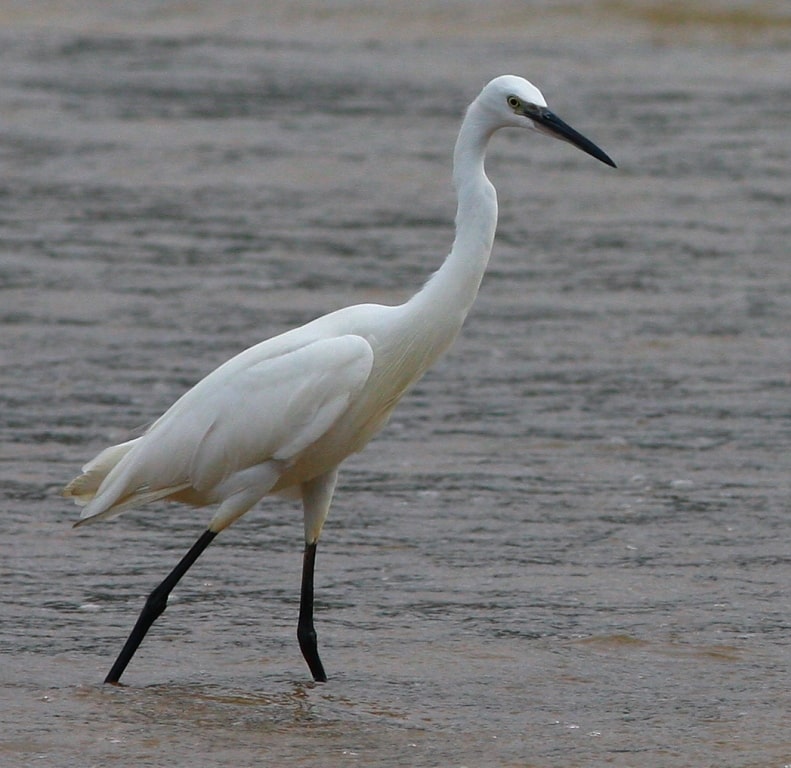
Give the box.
[76,335,374,522]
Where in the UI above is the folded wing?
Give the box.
[69,335,375,524]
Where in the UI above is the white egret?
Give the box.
[65,75,615,684]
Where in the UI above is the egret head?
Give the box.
[479,75,616,168]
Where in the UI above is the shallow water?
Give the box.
[1,2,790,766]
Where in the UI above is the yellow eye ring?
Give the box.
[507,95,521,110]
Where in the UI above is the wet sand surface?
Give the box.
[1,2,789,766]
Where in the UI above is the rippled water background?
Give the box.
[1,2,789,766]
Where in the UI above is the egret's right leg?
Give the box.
[104,528,217,684]
[103,473,279,682]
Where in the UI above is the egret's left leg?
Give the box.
[297,468,338,682]
[298,540,326,681]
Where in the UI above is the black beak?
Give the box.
[531,107,616,168]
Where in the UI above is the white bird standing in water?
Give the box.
[65,75,615,684]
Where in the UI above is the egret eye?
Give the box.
[507,95,521,110]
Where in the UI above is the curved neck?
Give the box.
[409,99,498,322]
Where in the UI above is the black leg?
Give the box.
[297,541,327,682]
[104,528,217,684]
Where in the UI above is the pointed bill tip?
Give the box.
[532,107,616,168]
[576,139,616,168]
[596,150,617,169]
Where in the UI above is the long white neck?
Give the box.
[408,98,498,325]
